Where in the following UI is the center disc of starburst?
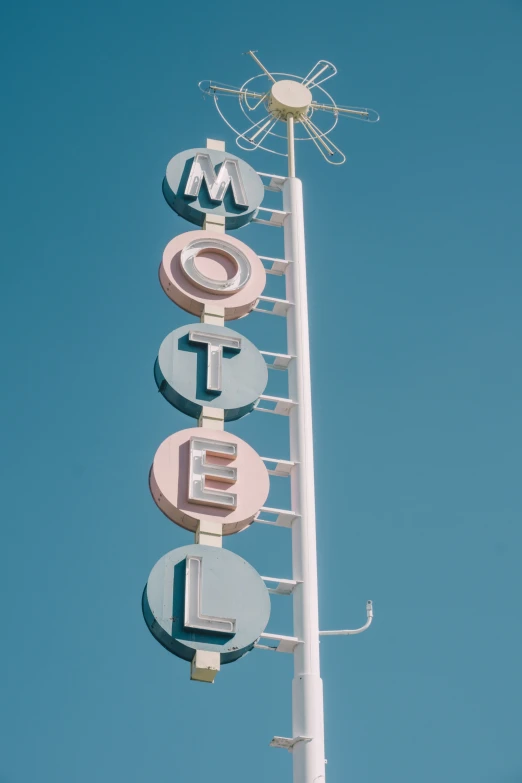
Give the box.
[268,80,313,121]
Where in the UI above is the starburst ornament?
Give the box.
[199,50,379,166]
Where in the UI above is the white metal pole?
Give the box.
[287,116,296,178]
[284,124,326,783]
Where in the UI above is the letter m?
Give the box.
[184,153,248,208]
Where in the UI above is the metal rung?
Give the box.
[262,576,301,595]
[254,295,293,317]
[253,207,289,227]
[260,350,294,370]
[261,457,296,477]
[255,506,299,527]
[259,632,301,653]
[270,736,312,750]
[259,255,291,276]
[257,172,287,192]
[255,394,296,416]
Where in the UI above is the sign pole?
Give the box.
[284,120,326,783]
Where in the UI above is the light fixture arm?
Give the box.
[319,600,373,636]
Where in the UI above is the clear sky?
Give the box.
[1,1,522,781]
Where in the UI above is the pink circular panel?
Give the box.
[150,427,269,535]
[159,230,266,320]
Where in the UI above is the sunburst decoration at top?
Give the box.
[199,51,379,166]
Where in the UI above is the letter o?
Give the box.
[160,230,266,320]
[180,238,251,293]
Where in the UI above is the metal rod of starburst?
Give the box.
[284,122,326,783]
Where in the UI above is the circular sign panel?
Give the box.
[154,322,268,421]
[160,230,266,320]
[143,544,270,664]
[163,147,264,230]
[150,427,269,535]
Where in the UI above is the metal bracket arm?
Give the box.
[270,735,312,751]
[319,600,373,636]
[255,632,301,653]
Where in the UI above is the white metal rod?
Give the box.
[310,101,369,117]
[248,91,270,111]
[302,117,335,156]
[249,118,277,144]
[284,176,325,783]
[303,63,329,87]
[319,618,372,635]
[207,84,264,99]
[287,117,296,178]
[320,600,374,635]
[246,50,276,83]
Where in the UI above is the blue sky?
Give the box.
[1,1,522,781]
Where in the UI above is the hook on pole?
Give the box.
[319,600,373,636]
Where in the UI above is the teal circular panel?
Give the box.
[154,322,268,421]
[142,544,271,664]
[163,147,264,230]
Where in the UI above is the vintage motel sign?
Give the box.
[143,545,271,669]
[154,322,268,420]
[160,230,266,319]
[149,427,270,535]
[143,51,379,783]
[163,147,264,229]
[144,140,273,683]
